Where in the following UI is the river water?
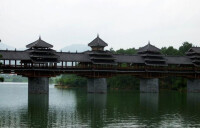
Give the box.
[0,83,200,127]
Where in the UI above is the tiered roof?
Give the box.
[26,37,53,48]
[186,47,200,66]
[88,35,108,47]
[137,43,160,54]
[137,42,167,66]
[26,37,59,63]
[87,35,116,65]
[86,51,116,65]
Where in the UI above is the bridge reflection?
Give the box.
[27,94,49,128]
[1,86,200,127]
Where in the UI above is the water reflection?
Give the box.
[1,83,200,127]
[187,93,200,111]
[140,93,158,112]
[87,94,107,128]
[87,93,107,109]
[185,93,200,127]
[75,93,107,128]
[48,88,78,127]
[27,94,49,128]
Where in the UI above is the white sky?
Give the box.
[0,0,200,50]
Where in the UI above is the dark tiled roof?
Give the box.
[114,54,144,63]
[165,56,193,65]
[86,50,116,65]
[145,63,168,66]
[88,35,108,47]
[26,49,56,53]
[0,50,30,60]
[30,54,58,59]
[86,51,112,55]
[26,37,53,48]
[56,52,91,62]
[144,58,166,62]
[140,54,164,57]
[137,43,167,66]
[186,47,200,66]
[137,43,161,54]
[0,50,195,66]
[188,47,200,54]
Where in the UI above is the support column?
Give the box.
[187,79,200,92]
[140,78,159,93]
[87,78,107,93]
[28,77,49,94]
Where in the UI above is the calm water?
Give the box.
[0,83,200,128]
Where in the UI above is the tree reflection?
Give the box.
[140,93,159,112]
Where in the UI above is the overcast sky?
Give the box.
[0,0,200,50]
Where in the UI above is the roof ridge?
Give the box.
[26,37,53,48]
[88,35,108,47]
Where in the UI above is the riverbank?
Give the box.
[54,84,85,89]
[54,84,187,92]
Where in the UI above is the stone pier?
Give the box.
[87,78,107,93]
[140,78,159,93]
[28,77,49,94]
[187,79,200,92]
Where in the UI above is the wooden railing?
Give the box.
[0,63,198,73]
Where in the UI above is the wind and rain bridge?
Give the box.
[1,35,200,94]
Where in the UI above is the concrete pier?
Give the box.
[28,77,49,94]
[140,78,159,93]
[187,79,200,92]
[87,78,107,93]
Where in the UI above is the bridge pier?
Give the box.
[187,79,200,92]
[87,78,107,93]
[28,77,49,94]
[140,78,159,93]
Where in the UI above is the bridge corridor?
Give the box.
[1,36,200,94]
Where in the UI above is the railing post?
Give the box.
[15,60,16,67]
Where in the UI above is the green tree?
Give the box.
[161,46,179,55]
[115,48,137,54]
[178,42,193,55]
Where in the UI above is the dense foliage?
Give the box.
[0,74,27,82]
[56,42,194,91]
[55,74,87,87]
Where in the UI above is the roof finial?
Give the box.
[97,33,99,38]
[39,35,41,40]
[148,40,150,44]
